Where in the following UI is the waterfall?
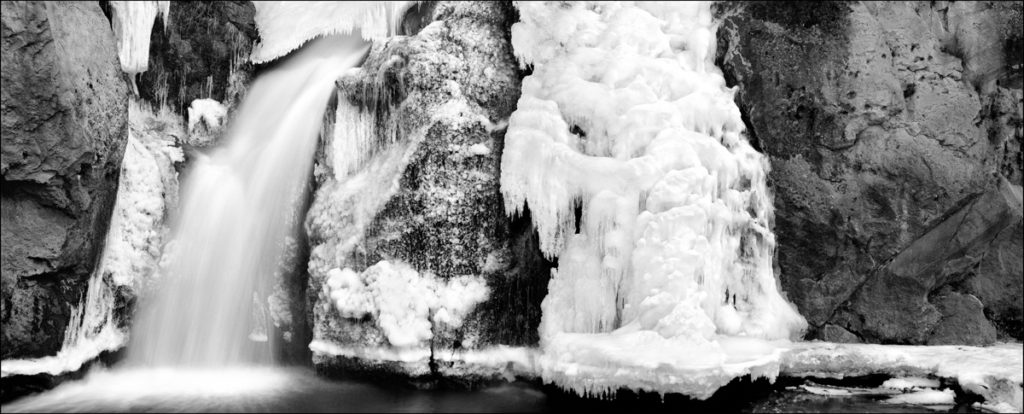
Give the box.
[126,35,371,367]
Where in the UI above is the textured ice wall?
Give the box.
[502,1,807,398]
[250,1,412,64]
[109,1,169,74]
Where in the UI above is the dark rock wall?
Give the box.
[716,1,1023,344]
[1,1,128,358]
[134,1,256,114]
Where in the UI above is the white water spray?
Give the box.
[126,35,371,367]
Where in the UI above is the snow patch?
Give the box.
[884,389,956,406]
[468,143,490,156]
[882,377,942,391]
[187,98,228,137]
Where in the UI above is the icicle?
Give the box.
[109,1,170,74]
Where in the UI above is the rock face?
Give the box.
[132,1,256,115]
[716,1,1023,344]
[1,1,128,358]
[306,1,549,383]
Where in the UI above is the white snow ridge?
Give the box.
[501,1,807,399]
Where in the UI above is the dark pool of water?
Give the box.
[0,367,992,413]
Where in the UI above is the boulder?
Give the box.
[305,1,550,383]
[1,1,128,358]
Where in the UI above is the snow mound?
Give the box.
[502,0,806,399]
[187,98,228,136]
[324,260,488,348]
[250,1,413,64]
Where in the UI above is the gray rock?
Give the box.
[1,1,128,358]
[716,1,1023,343]
[927,289,998,345]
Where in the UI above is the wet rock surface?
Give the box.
[1,1,129,359]
[716,1,1023,344]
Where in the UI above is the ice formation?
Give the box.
[501,1,806,398]
[109,1,170,74]
[1,119,181,378]
[187,98,228,135]
[324,260,489,348]
[250,1,413,64]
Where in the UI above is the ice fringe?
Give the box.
[109,1,170,74]
[502,0,807,399]
[250,1,415,64]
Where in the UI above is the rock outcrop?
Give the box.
[130,1,256,116]
[305,1,549,383]
[716,1,1023,344]
[1,1,128,358]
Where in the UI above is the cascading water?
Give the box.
[126,35,371,367]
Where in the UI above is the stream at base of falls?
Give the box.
[0,367,992,413]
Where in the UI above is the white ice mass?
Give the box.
[500,0,807,399]
[109,1,170,74]
[250,1,414,64]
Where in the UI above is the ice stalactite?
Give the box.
[501,1,807,398]
[109,1,170,93]
[0,110,182,377]
[249,2,414,64]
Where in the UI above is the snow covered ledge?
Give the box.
[782,342,1024,413]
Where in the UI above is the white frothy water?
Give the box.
[126,35,371,367]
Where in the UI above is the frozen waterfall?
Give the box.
[501,1,807,398]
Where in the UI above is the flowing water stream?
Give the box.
[126,35,369,367]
